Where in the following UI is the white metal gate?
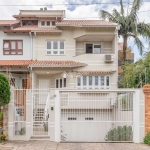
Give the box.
[32,88,50,136]
[60,91,133,142]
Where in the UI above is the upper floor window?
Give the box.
[40,21,56,26]
[47,21,50,26]
[52,21,55,26]
[86,43,101,54]
[46,41,65,55]
[22,20,38,26]
[41,21,45,26]
[3,40,23,55]
[77,75,109,89]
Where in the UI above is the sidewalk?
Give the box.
[0,141,150,150]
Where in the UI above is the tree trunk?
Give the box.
[123,36,128,63]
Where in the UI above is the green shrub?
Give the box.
[144,132,150,145]
[0,112,3,121]
[105,126,133,141]
[0,73,10,106]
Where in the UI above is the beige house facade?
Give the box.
[0,9,119,90]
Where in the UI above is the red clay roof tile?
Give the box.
[0,60,33,66]
[0,20,20,26]
[4,26,62,32]
[30,60,86,67]
[0,60,86,67]
[56,20,117,26]
[75,70,116,74]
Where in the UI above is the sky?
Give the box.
[0,0,150,61]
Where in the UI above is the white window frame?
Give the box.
[85,43,101,54]
[55,78,66,88]
[46,40,65,55]
[93,44,101,54]
[76,75,110,89]
[40,21,56,27]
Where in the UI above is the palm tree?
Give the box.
[100,0,150,63]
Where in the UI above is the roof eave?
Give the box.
[3,30,30,33]
[29,64,86,68]
[56,24,118,28]
[31,30,63,33]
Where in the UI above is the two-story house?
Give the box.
[0,8,123,142]
[0,8,118,90]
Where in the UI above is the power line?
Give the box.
[0,1,149,6]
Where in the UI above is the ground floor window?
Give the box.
[77,75,109,89]
[55,78,66,88]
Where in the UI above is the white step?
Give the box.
[30,136,50,140]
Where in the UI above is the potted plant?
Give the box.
[0,134,6,143]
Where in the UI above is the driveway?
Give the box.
[1,141,150,150]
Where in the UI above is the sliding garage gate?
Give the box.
[60,92,133,142]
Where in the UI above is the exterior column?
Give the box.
[25,89,32,140]
[54,90,61,142]
[8,86,15,140]
[49,90,55,141]
[143,84,150,134]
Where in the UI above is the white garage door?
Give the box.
[60,92,133,142]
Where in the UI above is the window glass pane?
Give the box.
[106,76,109,86]
[77,76,81,86]
[34,21,38,25]
[47,21,50,26]
[60,51,64,54]
[95,76,99,86]
[53,41,58,49]
[89,76,92,86]
[93,45,101,54]
[11,51,16,54]
[86,44,93,53]
[4,42,10,49]
[47,41,51,49]
[18,52,22,55]
[101,76,104,86]
[4,51,9,54]
[52,21,55,26]
[18,41,22,49]
[83,76,87,86]
[47,51,51,54]
[60,79,62,88]
[28,21,32,25]
[56,79,59,88]
[11,41,16,49]
[64,78,66,87]
[41,21,45,26]
[53,51,58,54]
[22,21,26,26]
[60,41,64,49]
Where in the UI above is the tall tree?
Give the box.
[100,0,150,62]
[118,52,150,88]
[0,74,10,106]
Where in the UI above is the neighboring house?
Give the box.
[118,42,134,74]
[1,8,143,143]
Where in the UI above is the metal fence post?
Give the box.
[133,89,140,143]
